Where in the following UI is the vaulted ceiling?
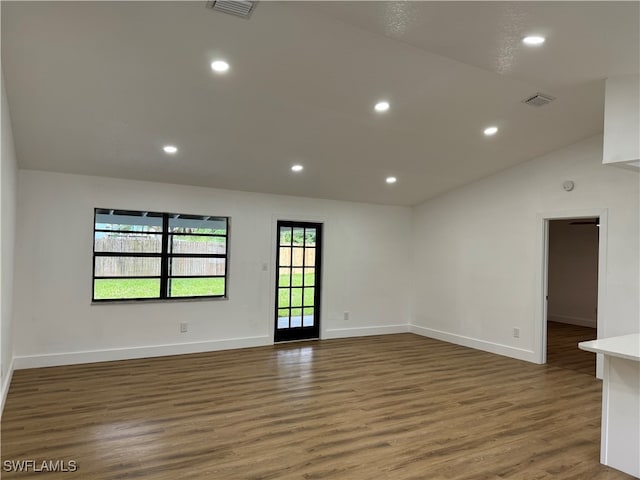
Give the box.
[2,1,638,205]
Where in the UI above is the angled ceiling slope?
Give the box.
[2,1,638,206]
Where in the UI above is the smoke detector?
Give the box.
[522,93,555,107]
[206,0,257,18]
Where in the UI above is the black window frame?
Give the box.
[92,208,229,302]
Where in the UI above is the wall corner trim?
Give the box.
[409,324,537,363]
[1,357,16,418]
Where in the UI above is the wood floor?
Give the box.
[1,333,632,480]
[547,321,597,375]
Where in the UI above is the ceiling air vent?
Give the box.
[206,0,257,18]
[522,93,555,107]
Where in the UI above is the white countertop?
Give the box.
[579,333,640,362]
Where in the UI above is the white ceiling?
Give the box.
[2,1,638,206]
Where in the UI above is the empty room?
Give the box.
[1,1,639,479]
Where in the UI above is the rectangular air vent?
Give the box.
[522,93,555,107]
[206,0,257,18]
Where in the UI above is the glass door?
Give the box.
[275,221,322,342]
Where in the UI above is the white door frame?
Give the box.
[535,208,608,377]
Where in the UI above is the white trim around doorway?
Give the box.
[535,208,608,378]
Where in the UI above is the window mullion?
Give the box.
[160,213,170,299]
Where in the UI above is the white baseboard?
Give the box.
[13,336,272,370]
[409,324,537,363]
[1,357,15,418]
[324,324,409,339]
[9,323,540,377]
[548,314,597,328]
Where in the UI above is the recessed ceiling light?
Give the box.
[483,126,498,136]
[386,176,397,184]
[522,35,545,46]
[374,101,390,113]
[163,145,178,154]
[291,164,304,172]
[211,60,230,73]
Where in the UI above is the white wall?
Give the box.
[547,219,599,328]
[411,135,639,363]
[603,75,640,166]
[1,69,18,408]
[12,171,411,367]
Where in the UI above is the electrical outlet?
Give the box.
[180,322,188,333]
[513,327,520,338]
[343,311,349,321]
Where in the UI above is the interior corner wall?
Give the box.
[1,68,19,408]
[603,75,640,166]
[410,134,640,362]
[12,171,411,367]
[547,220,599,328]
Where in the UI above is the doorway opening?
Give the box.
[274,221,322,342]
[545,217,599,375]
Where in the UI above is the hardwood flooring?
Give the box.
[547,321,597,375]
[1,334,632,479]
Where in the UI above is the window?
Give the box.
[93,209,229,301]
